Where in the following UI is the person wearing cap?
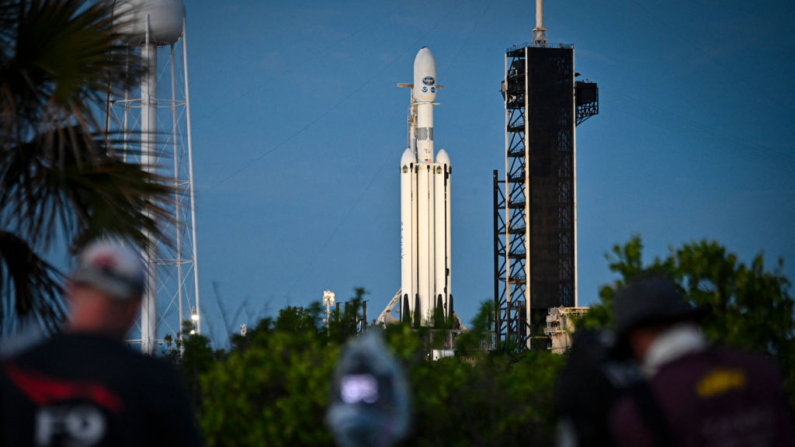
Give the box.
[0,241,202,446]
[609,274,793,446]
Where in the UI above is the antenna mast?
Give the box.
[532,0,547,47]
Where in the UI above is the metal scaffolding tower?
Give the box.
[107,2,200,354]
[493,43,598,351]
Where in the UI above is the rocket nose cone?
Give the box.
[400,148,417,167]
[435,149,451,166]
[413,47,437,101]
[414,47,436,73]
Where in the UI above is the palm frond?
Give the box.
[0,1,17,62]
[0,0,177,336]
[1,125,174,252]
[2,0,143,159]
[0,230,65,335]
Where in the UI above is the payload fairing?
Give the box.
[398,48,452,326]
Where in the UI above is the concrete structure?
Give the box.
[544,307,589,354]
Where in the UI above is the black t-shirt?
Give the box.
[0,333,202,447]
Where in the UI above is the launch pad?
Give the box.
[380,3,599,354]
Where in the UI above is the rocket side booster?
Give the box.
[399,47,452,326]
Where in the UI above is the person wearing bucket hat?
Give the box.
[0,241,202,447]
[608,274,793,446]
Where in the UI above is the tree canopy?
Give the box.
[167,237,795,446]
[577,235,795,409]
[168,290,563,447]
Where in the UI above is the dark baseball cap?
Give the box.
[613,274,704,336]
[70,241,146,301]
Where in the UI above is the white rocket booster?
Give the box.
[399,47,452,326]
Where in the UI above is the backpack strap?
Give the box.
[631,382,677,446]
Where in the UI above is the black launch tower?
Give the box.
[493,41,599,350]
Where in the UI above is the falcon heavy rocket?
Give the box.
[398,47,452,326]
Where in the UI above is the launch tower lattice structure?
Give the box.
[493,43,598,351]
[106,1,200,354]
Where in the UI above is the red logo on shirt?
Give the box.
[4,362,124,413]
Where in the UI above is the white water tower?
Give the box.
[108,0,200,354]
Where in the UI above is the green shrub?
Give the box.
[187,294,563,446]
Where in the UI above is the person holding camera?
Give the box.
[608,274,792,446]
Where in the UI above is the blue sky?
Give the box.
[180,0,794,344]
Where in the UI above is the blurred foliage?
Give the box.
[166,289,564,446]
[161,237,793,445]
[577,235,795,409]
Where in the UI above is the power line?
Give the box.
[187,1,402,127]
[201,2,461,194]
[282,143,394,299]
[442,0,495,72]
[281,0,464,299]
[625,0,793,116]
[600,87,794,177]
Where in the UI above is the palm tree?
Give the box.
[0,0,173,335]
